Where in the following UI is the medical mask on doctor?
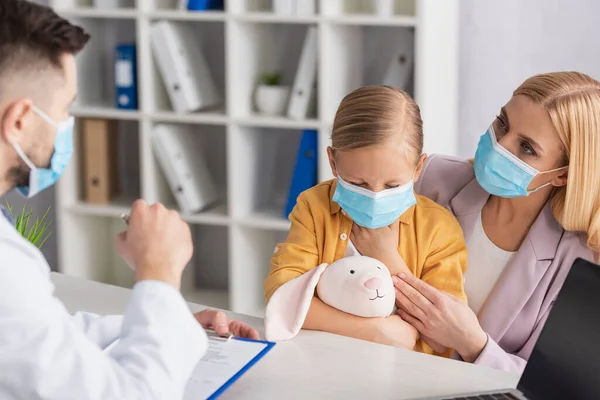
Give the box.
[333,174,417,230]
[11,105,74,198]
[473,125,568,198]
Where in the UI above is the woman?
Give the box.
[393,71,600,373]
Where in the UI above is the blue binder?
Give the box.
[186,0,224,10]
[284,129,319,218]
[114,44,138,110]
[206,337,275,400]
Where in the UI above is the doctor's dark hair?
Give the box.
[330,85,424,165]
[0,0,89,98]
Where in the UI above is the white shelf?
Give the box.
[233,12,319,24]
[150,110,228,125]
[325,15,417,27]
[235,114,321,129]
[71,106,141,120]
[56,7,138,19]
[146,10,226,21]
[52,0,460,318]
[239,209,291,232]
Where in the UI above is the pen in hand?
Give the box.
[120,213,130,225]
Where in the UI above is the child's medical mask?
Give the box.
[333,175,417,229]
[473,125,567,198]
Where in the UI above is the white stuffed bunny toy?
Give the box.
[264,244,396,341]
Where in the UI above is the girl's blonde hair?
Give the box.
[331,85,423,164]
[513,71,600,258]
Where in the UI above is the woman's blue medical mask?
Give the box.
[11,105,74,198]
[333,175,417,229]
[474,125,568,198]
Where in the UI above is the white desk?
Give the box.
[51,272,520,400]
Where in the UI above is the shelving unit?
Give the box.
[51,0,459,317]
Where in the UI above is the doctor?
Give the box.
[0,1,258,399]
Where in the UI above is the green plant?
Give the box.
[5,201,52,249]
[260,72,282,86]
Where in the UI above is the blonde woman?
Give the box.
[389,71,600,373]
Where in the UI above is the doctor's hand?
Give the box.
[393,273,488,362]
[194,309,260,340]
[115,199,193,290]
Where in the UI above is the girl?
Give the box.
[264,85,468,356]
[391,71,600,372]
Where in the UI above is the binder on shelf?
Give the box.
[287,26,318,120]
[151,124,219,214]
[273,0,294,15]
[179,0,224,11]
[150,21,222,114]
[284,129,318,218]
[295,0,316,16]
[114,44,138,110]
[81,119,119,205]
[382,38,414,91]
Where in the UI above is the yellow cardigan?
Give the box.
[264,179,468,356]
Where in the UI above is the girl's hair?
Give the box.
[513,71,600,259]
[331,85,423,164]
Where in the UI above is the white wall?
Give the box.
[458,0,600,157]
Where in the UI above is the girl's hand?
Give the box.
[367,314,419,350]
[350,223,410,275]
[393,273,488,362]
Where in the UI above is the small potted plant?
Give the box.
[254,72,290,116]
[5,202,52,249]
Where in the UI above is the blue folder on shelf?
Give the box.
[114,44,138,110]
[284,129,319,219]
[183,336,276,400]
[185,0,224,11]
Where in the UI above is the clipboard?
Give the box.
[204,337,275,400]
[184,335,276,400]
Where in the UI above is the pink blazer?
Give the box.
[414,154,594,373]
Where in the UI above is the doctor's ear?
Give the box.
[0,99,34,144]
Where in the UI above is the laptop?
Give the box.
[419,257,600,400]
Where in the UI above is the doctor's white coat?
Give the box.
[0,211,208,399]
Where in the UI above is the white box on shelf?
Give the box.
[375,0,394,16]
[151,124,219,214]
[150,20,222,114]
[295,0,316,16]
[273,0,295,15]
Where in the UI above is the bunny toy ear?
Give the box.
[264,263,329,341]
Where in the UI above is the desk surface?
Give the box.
[51,272,520,400]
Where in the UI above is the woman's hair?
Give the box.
[513,71,600,258]
[331,85,423,165]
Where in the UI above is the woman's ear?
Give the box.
[327,146,338,178]
[551,168,568,188]
[413,153,428,183]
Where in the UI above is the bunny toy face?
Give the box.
[316,256,395,318]
[264,255,397,341]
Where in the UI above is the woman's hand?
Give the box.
[366,314,419,350]
[350,223,410,275]
[393,273,488,362]
[193,309,260,340]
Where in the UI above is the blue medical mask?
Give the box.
[473,125,568,198]
[333,175,417,229]
[11,105,74,198]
